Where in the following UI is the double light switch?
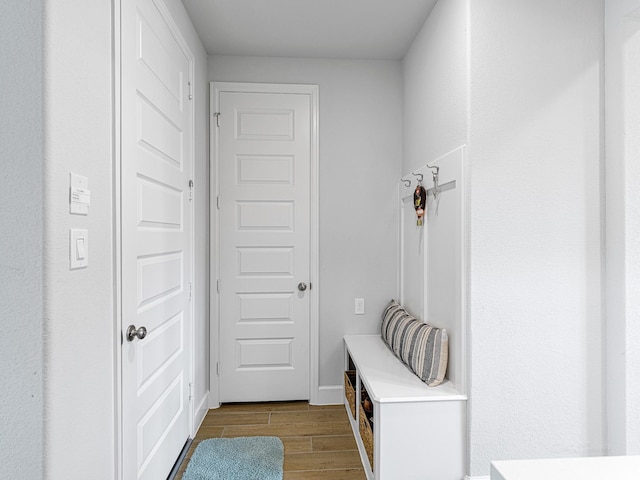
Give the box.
[69,173,90,270]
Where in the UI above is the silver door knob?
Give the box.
[126,325,147,342]
[298,282,307,292]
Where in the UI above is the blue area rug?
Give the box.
[183,436,284,480]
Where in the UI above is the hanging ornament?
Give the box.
[414,184,426,226]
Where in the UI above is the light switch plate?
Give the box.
[355,298,365,315]
[70,229,88,269]
[70,173,91,215]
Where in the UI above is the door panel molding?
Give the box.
[210,82,319,406]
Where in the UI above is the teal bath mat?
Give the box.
[183,436,284,480]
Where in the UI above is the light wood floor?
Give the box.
[175,401,366,479]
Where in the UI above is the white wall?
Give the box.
[208,56,403,391]
[400,0,469,390]
[399,147,467,393]
[42,0,209,478]
[403,0,606,476]
[468,0,605,476]
[0,1,44,478]
[402,0,468,175]
[424,149,466,394]
[43,0,115,476]
[605,0,640,455]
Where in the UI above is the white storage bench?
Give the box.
[344,334,467,480]
[491,455,640,480]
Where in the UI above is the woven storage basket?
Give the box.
[358,403,374,471]
[344,371,357,419]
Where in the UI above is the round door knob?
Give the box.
[126,325,147,342]
[298,282,307,292]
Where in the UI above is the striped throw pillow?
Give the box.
[380,300,448,387]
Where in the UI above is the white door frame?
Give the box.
[113,1,197,478]
[209,82,320,406]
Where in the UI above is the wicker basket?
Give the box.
[344,370,357,419]
[358,403,374,471]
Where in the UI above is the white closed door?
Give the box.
[217,88,311,402]
[120,0,193,478]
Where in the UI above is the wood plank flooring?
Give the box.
[175,401,366,479]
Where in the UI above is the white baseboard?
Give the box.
[193,391,209,434]
[464,476,490,480]
[205,385,341,409]
[312,384,343,405]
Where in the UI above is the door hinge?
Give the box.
[189,179,194,201]
[216,279,221,293]
[188,382,193,401]
[213,112,220,127]
[189,282,193,302]
[216,196,220,210]
[188,81,193,101]
[216,362,219,376]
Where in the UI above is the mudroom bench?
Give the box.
[343,334,467,480]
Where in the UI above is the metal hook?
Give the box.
[401,178,411,187]
[426,164,440,203]
[411,171,424,183]
[426,164,440,176]
[426,165,440,186]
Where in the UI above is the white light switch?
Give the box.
[355,298,365,315]
[70,229,88,269]
[76,238,86,259]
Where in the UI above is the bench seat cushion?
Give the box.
[380,300,448,387]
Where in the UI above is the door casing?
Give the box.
[209,82,320,406]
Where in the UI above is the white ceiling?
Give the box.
[181,0,438,60]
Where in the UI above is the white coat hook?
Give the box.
[401,178,411,187]
[411,172,424,184]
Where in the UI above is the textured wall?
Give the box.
[468,0,605,475]
[605,0,640,455]
[0,1,44,479]
[42,0,115,476]
[402,0,468,175]
[208,56,403,391]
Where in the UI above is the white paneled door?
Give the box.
[216,86,313,402]
[120,0,193,479]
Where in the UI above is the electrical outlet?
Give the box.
[355,298,365,315]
